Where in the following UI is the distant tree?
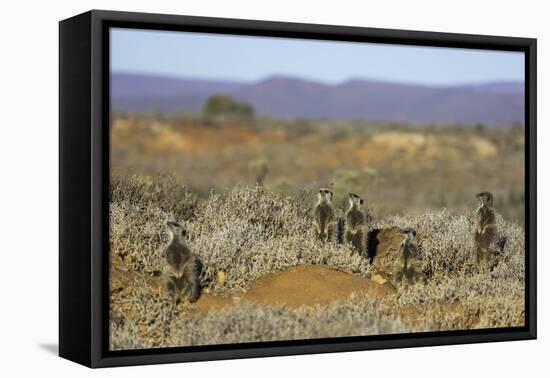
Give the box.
[203,94,255,121]
[238,102,254,119]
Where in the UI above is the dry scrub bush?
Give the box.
[392,274,524,330]
[110,174,198,273]
[111,274,524,350]
[169,297,410,346]
[110,290,176,350]
[111,174,198,221]
[110,201,170,273]
[374,210,525,331]
[110,176,525,350]
[110,293,411,350]
[111,180,372,289]
[375,209,524,282]
[188,185,373,293]
[110,176,524,289]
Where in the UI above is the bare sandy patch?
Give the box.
[111,258,394,318]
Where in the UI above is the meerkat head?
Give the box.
[166,221,188,243]
[318,188,333,203]
[476,192,494,207]
[348,193,364,209]
[401,227,417,242]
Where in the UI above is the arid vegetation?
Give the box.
[110,174,525,350]
[111,114,525,224]
[107,38,527,353]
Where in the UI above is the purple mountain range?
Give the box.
[111,73,524,126]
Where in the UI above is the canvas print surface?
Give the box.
[108,28,526,351]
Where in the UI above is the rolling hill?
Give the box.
[111,73,524,126]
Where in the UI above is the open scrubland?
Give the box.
[111,115,525,223]
[109,115,525,350]
[110,173,525,350]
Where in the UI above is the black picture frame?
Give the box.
[59,9,537,368]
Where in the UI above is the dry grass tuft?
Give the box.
[110,294,412,350]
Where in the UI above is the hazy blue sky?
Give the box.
[111,28,524,86]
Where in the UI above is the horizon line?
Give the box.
[111,70,525,89]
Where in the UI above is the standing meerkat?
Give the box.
[474,192,496,273]
[344,193,366,256]
[394,228,423,285]
[313,188,336,242]
[161,221,202,305]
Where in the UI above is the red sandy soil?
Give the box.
[110,228,405,317]
[111,259,394,315]
[196,265,395,312]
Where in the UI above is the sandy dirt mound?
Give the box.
[110,227,405,317]
[111,259,395,316]
[232,265,394,308]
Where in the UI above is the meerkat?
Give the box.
[394,228,423,285]
[313,188,336,242]
[161,221,201,305]
[344,193,367,256]
[474,192,496,273]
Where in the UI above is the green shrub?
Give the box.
[203,94,254,121]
